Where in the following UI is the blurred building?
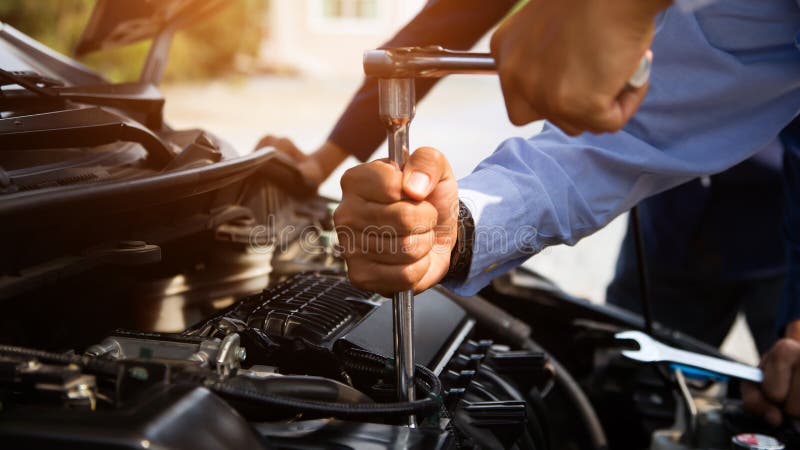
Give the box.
[259,0,426,77]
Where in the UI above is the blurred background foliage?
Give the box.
[0,0,267,83]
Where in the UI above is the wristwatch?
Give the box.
[444,200,475,283]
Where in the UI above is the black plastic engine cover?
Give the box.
[189,273,470,370]
[335,288,469,368]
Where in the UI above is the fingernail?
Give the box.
[406,171,430,195]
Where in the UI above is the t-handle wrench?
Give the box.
[364,47,652,427]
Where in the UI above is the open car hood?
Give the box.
[74,0,226,56]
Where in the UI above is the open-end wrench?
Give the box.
[616,330,763,383]
[364,47,653,427]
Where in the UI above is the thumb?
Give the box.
[402,147,452,201]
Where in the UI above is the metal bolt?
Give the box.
[129,366,149,381]
[236,347,247,361]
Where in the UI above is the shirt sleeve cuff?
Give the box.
[674,0,715,12]
[441,167,539,296]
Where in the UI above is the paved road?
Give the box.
[163,75,758,364]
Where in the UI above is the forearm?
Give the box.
[445,128,702,295]
[311,141,349,179]
[444,122,784,297]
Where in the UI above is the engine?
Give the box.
[0,272,561,449]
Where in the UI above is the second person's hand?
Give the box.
[254,136,349,191]
[490,0,670,135]
[334,147,459,296]
[742,320,800,427]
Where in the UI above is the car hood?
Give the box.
[74,0,226,56]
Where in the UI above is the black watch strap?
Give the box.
[444,200,475,283]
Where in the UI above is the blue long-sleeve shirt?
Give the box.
[445,1,800,329]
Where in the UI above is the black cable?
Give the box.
[0,344,119,376]
[479,367,548,450]
[630,206,655,335]
[342,347,438,394]
[213,364,442,418]
[630,208,676,387]
[523,340,607,450]
[526,387,554,450]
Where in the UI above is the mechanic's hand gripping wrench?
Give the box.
[616,330,763,382]
[364,47,651,427]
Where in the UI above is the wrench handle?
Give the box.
[379,77,417,427]
[663,345,764,383]
[365,47,651,89]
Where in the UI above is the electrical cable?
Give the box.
[342,347,438,394]
[212,363,442,418]
[0,344,119,376]
[630,208,677,387]
[523,340,607,450]
[630,206,655,335]
[479,367,549,450]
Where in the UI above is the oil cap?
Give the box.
[731,433,784,450]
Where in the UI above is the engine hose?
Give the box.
[0,344,119,376]
[341,358,384,375]
[213,364,442,418]
[344,347,390,366]
[0,345,75,363]
[342,348,440,395]
[341,348,388,375]
[524,340,607,450]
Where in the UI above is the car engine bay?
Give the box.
[1,1,799,449]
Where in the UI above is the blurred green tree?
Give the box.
[0,0,266,83]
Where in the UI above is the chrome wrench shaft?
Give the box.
[378,77,417,427]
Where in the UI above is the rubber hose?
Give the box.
[523,340,607,450]
[225,375,373,404]
[343,348,439,394]
[214,363,442,418]
[447,293,531,346]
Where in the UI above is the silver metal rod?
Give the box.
[365,46,651,88]
[378,77,417,427]
[393,291,415,399]
[365,47,495,78]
